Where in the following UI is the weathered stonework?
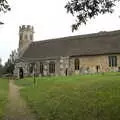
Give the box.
[14,26,120,78]
[69,54,120,75]
[19,25,34,58]
[14,54,120,78]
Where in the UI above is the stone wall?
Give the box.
[69,54,120,75]
[59,57,69,76]
[14,62,28,78]
[14,54,120,78]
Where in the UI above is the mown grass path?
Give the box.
[5,80,36,120]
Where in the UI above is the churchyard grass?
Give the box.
[16,72,120,120]
[0,78,8,119]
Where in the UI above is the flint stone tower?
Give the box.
[18,25,34,57]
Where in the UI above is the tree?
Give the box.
[65,0,119,32]
[0,62,3,76]
[4,59,14,74]
[3,50,17,75]
[0,0,10,13]
[0,58,4,76]
[0,0,10,24]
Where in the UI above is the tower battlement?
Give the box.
[18,25,34,57]
[19,25,34,33]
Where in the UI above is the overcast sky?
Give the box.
[0,0,120,64]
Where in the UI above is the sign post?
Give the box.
[33,63,36,87]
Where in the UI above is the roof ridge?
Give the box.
[32,29,120,43]
[22,29,120,59]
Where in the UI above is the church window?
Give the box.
[49,62,55,73]
[74,58,80,70]
[108,56,117,67]
[40,62,44,74]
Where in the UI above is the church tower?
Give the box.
[18,25,34,57]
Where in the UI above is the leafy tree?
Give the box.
[65,0,119,32]
[4,59,14,74]
[0,0,10,24]
[0,0,10,13]
[0,64,3,76]
[3,50,17,75]
[0,58,4,76]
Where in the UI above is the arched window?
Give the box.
[40,62,43,74]
[49,62,55,73]
[74,58,79,70]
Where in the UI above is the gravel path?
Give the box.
[5,80,36,120]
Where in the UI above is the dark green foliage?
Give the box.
[2,50,17,76]
[65,0,119,32]
[0,0,10,13]
[0,65,4,76]
[0,65,2,76]
[0,0,10,24]
[4,59,14,75]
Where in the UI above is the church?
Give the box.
[14,25,120,78]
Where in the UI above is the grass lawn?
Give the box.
[0,78,8,119]
[16,73,120,120]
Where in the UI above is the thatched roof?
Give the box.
[22,30,120,60]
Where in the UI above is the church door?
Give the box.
[19,67,24,79]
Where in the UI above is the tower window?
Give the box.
[108,56,117,67]
[74,58,80,70]
[49,62,55,73]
